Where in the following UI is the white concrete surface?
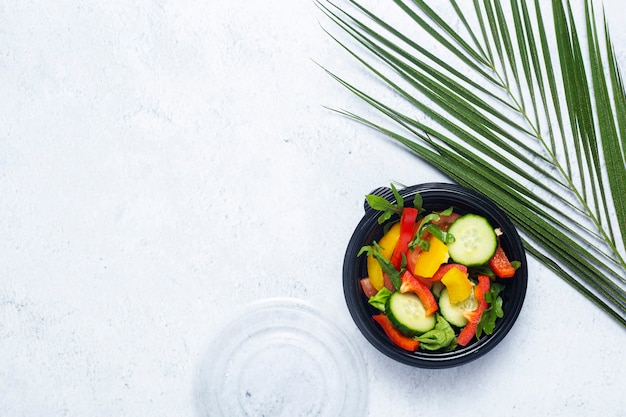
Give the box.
[1,1,625,416]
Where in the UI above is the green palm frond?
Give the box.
[318,0,626,327]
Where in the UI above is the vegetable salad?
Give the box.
[358,185,520,352]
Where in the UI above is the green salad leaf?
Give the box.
[368,287,393,312]
[417,314,457,351]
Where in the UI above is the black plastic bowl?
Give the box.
[343,183,528,368]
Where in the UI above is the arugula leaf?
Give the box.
[409,206,456,251]
[368,287,392,312]
[365,183,405,224]
[365,194,398,212]
[412,192,424,214]
[476,283,506,339]
[357,245,371,257]
[469,265,497,279]
[425,224,455,245]
[358,242,402,290]
[417,314,457,351]
[365,195,398,224]
[390,183,404,208]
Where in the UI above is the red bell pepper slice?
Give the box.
[399,270,438,316]
[390,207,419,269]
[457,274,490,346]
[430,263,468,282]
[373,314,420,352]
[489,244,516,278]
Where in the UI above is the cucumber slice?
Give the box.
[439,288,478,327]
[446,214,497,266]
[386,292,436,336]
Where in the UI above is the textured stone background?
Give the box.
[1,1,625,416]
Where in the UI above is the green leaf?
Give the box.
[412,193,424,213]
[478,283,506,338]
[368,287,393,312]
[417,314,457,351]
[365,183,404,223]
[409,208,455,250]
[362,241,402,290]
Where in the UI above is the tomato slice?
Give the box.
[360,278,378,299]
[431,211,461,230]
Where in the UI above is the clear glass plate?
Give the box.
[194,297,368,417]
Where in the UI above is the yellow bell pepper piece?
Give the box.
[367,222,401,290]
[413,236,449,278]
[441,267,473,304]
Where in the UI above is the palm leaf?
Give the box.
[318,0,626,327]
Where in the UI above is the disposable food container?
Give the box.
[343,183,528,368]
